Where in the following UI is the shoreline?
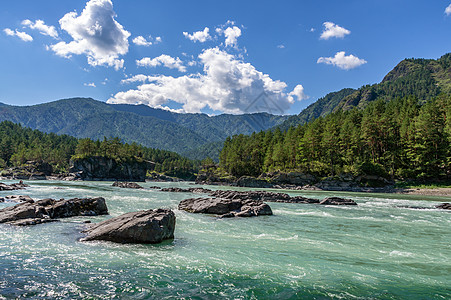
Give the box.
[1,176,451,197]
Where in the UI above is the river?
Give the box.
[0,180,450,299]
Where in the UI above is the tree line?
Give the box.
[220,94,451,180]
[0,121,197,176]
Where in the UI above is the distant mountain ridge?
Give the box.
[0,98,289,156]
[277,53,451,130]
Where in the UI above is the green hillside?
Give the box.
[0,98,288,155]
[277,53,451,130]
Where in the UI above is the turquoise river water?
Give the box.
[0,180,450,299]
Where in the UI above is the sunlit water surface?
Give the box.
[0,180,450,299]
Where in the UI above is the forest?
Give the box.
[0,121,196,177]
[219,94,451,180]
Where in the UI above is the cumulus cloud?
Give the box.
[136,54,186,72]
[320,22,350,40]
[317,51,367,70]
[277,44,285,49]
[84,82,96,87]
[223,26,242,47]
[183,27,211,43]
[108,47,304,114]
[132,36,152,46]
[446,4,451,15]
[22,19,58,39]
[288,85,308,102]
[121,74,150,84]
[50,0,130,70]
[155,36,162,43]
[3,28,33,42]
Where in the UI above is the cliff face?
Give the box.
[69,156,154,182]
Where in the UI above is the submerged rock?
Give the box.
[178,197,273,218]
[436,203,451,210]
[81,209,176,244]
[112,182,144,189]
[0,197,108,226]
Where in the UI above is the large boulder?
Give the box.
[0,197,108,226]
[81,209,176,244]
[178,197,272,218]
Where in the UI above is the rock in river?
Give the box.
[112,182,144,189]
[0,195,33,203]
[436,203,451,210]
[0,182,29,191]
[178,197,273,218]
[0,197,108,226]
[81,209,176,244]
[319,197,357,206]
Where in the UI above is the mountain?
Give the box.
[0,98,289,156]
[277,53,451,130]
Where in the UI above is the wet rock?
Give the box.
[81,209,175,244]
[0,197,108,226]
[436,203,451,210]
[112,182,144,189]
[0,182,29,191]
[0,195,34,203]
[160,187,212,193]
[178,197,273,218]
[319,197,357,206]
[8,218,59,226]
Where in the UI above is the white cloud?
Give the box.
[108,47,304,114]
[317,51,367,70]
[22,19,58,39]
[223,26,241,47]
[288,85,308,102]
[121,74,150,84]
[155,36,162,43]
[84,82,96,87]
[320,22,350,40]
[3,28,33,42]
[183,27,211,43]
[137,54,186,72]
[132,36,152,46]
[50,0,130,70]
[446,4,451,16]
[277,44,285,49]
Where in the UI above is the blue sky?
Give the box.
[1,0,451,115]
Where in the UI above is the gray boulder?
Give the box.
[178,197,272,218]
[0,197,108,225]
[81,209,175,244]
